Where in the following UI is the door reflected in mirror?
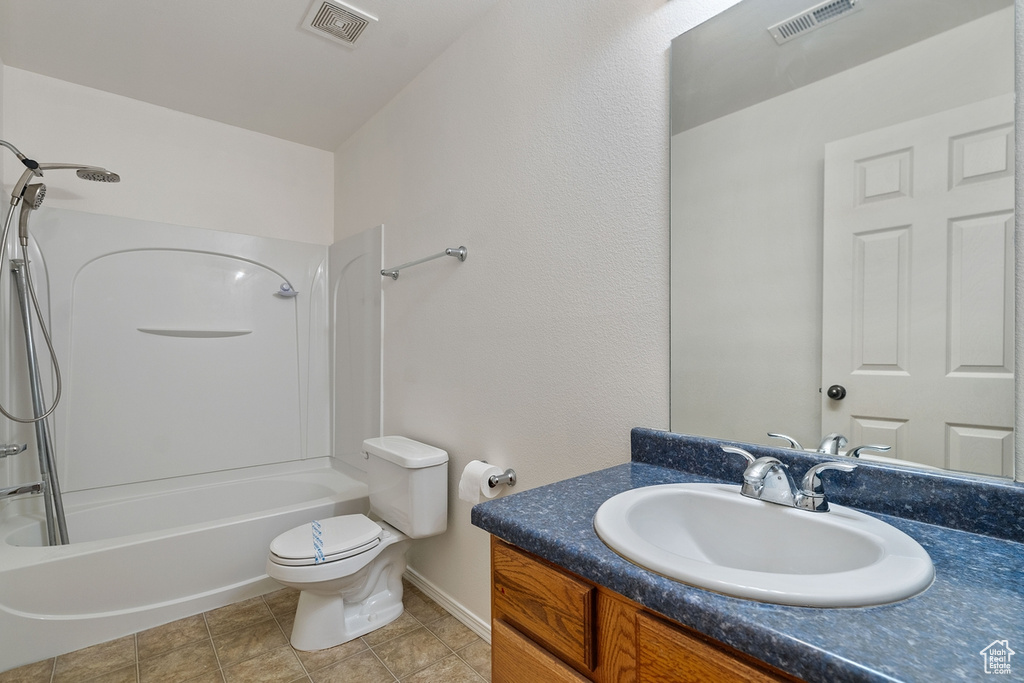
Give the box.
[669,0,1016,478]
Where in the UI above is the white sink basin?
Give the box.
[594,483,933,607]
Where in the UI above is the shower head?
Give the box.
[76,168,120,183]
[18,183,46,246]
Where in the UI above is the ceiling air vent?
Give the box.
[302,0,377,49]
[768,0,862,45]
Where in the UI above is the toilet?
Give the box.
[266,436,448,651]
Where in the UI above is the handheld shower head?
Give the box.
[23,183,45,210]
[18,183,46,245]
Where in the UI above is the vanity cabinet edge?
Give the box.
[490,536,802,683]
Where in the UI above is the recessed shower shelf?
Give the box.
[137,329,252,338]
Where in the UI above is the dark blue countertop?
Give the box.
[472,429,1024,683]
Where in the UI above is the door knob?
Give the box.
[826,385,847,400]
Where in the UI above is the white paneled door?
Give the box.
[821,95,1014,476]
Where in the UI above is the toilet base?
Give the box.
[285,536,409,651]
[289,589,404,651]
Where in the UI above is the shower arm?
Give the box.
[9,163,112,205]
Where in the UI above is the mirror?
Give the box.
[669,0,1018,479]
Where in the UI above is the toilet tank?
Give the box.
[362,436,448,538]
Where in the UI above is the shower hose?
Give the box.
[0,201,63,423]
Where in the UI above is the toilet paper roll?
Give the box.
[459,460,503,504]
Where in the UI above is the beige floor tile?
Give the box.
[138,614,210,660]
[360,612,420,647]
[0,659,55,683]
[371,627,451,679]
[294,638,367,675]
[399,654,484,683]
[423,614,479,651]
[402,591,447,624]
[263,587,300,620]
[309,650,395,683]
[221,645,305,683]
[89,663,139,683]
[212,617,288,667]
[53,635,136,683]
[205,596,274,636]
[181,673,226,683]
[456,640,491,682]
[138,639,219,683]
[276,613,296,641]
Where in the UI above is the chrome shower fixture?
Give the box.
[10,161,120,205]
[18,184,46,246]
[0,140,120,546]
[0,139,43,180]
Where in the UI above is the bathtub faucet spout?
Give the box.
[0,443,27,458]
[0,481,43,498]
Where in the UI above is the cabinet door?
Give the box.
[636,612,789,683]
[492,539,596,671]
[492,619,590,683]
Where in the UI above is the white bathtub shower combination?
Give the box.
[0,460,367,670]
[0,209,382,671]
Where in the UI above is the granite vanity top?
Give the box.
[471,429,1024,683]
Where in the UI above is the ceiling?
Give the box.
[670,0,1013,135]
[0,0,498,151]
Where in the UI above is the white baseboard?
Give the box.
[403,567,491,644]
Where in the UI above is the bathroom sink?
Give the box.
[593,483,933,607]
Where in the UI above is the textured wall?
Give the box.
[334,0,742,625]
[2,68,334,245]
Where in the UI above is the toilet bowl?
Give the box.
[266,436,448,651]
[267,515,410,650]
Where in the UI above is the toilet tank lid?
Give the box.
[362,436,449,468]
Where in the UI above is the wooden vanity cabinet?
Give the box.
[490,538,800,683]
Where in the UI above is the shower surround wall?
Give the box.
[0,209,382,669]
[25,208,331,487]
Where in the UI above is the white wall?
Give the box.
[2,68,334,245]
[0,53,8,469]
[333,0,740,626]
[671,8,1014,450]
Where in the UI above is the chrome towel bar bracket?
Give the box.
[382,246,467,280]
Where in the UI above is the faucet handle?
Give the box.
[767,433,803,450]
[798,462,857,512]
[847,444,892,458]
[722,446,755,465]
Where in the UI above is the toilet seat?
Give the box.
[269,515,382,567]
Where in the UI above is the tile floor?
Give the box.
[0,581,491,683]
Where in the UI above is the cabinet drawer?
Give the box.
[492,538,596,671]
[492,619,590,683]
[636,612,791,683]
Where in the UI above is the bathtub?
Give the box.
[0,458,367,672]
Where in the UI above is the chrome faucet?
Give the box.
[768,432,849,454]
[723,446,857,512]
[816,433,848,455]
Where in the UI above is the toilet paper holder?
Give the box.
[488,468,517,489]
